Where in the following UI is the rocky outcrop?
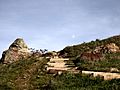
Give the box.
[80,43,119,61]
[94,43,119,53]
[0,38,30,64]
[106,43,119,53]
[80,52,103,61]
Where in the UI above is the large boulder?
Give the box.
[0,38,30,64]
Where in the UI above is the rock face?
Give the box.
[79,43,120,61]
[0,38,30,64]
[80,52,103,61]
[106,43,119,53]
[94,43,119,53]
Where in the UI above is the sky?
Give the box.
[0,0,120,56]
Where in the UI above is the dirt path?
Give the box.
[47,58,120,80]
[82,71,120,80]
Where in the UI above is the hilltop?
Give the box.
[59,35,120,72]
[60,35,120,58]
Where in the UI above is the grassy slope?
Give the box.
[0,57,120,90]
[60,35,120,57]
[0,57,48,90]
[60,35,120,71]
[74,52,120,71]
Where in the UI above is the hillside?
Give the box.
[60,35,120,57]
[1,35,120,89]
[59,35,120,71]
[0,57,120,90]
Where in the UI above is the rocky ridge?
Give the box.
[0,38,30,64]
